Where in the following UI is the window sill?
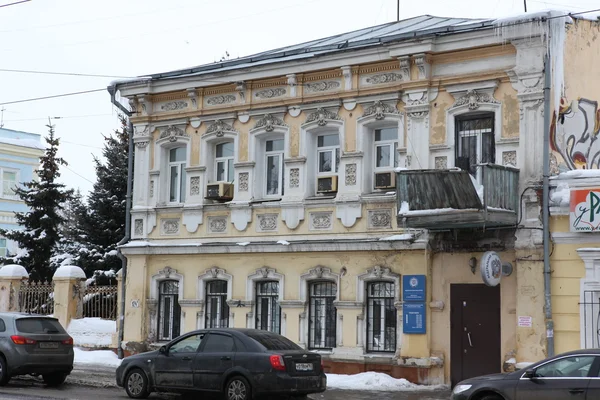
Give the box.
[250,198,282,205]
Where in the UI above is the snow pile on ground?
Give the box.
[68,318,116,348]
[326,372,445,391]
[74,348,122,368]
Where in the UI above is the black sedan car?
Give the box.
[452,349,600,400]
[116,328,327,399]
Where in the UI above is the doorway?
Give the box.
[450,284,501,387]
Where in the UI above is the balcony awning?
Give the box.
[396,164,519,230]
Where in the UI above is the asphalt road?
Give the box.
[0,379,451,400]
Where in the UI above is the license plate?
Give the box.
[296,363,313,371]
[39,342,59,349]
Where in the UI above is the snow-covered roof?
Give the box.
[112,10,599,88]
[0,128,44,150]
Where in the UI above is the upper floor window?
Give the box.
[265,139,284,197]
[1,169,18,199]
[455,113,495,178]
[317,134,340,175]
[0,239,6,258]
[374,128,398,171]
[168,148,186,203]
[215,142,234,182]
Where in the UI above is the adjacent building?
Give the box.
[0,128,44,257]
[112,12,600,385]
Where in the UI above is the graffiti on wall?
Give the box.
[551,97,600,170]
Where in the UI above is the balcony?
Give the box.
[396,164,519,230]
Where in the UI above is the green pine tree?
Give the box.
[0,123,73,281]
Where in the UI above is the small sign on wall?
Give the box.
[402,275,426,302]
[403,303,426,334]
[518,316,532,328]
[570,188,600,232]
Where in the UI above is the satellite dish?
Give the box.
[481,251,502,287]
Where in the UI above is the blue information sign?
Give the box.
[403,275,426,302]
[403,302,426,334]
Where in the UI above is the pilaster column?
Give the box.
[132,124,152,207]
[52,265,86,329]
[0,265,28,312]
[402,89,433,169]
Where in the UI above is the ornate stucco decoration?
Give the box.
[451,89,499,110]
[134,219,143,236]
[161,101,188,111]
[305,81,341,93]
[310,212,333,230]
[404,91,430,119]
[189,177,200,196]
[134,125,149,137]
[369,265,391,279]
[236,82,247,103]
[238,173,249,191]
[365,73,403,85]
[135,141,149,148]
[160,125,189,142]
[257,214,278,232]
[345,164,357,186]
[399,56,411,81]
[157,266,178,279]
[305,107,341,126]
[186,89,198,107]
[206,119,235,137]
[161,219,180,235]
[289,169,300,188]
[362,100,399,120]
[208,216,227,233]
[414,54,431,80]
[206,94,236,106]
[254,114,287,132]
[368,210,392,229]
[255,88,287,99]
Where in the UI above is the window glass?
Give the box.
[227,159,234,182]
[376,145,391,168]
[169,147,186,162]
[0,318,6,332]
[366,282,396,352]
[216,142,234,158]
[202,334,235,353]
[535,356,595,378]
[16,318,65,334]
[308,282,337,350]
[170,334,204,354]
[266,139,284,152]
[318,134,339,147]
[266,155,281,195]
[0,239,6,258]
[455,114,495,177]
[318,151,333,173]
[375,128,398,142]
[245,331,301,350]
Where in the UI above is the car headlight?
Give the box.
[453,384,472,394]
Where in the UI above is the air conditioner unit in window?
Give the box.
[205,182,234,200]
[374,171,396,189]
[317,176,338,194]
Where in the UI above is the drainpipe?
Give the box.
[542,52,555,357]
[108,85,133,360]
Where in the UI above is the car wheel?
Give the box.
[225,376,251,400]
[0,356,8,386]
[480,395,503,400]
[124,368,151,399]
[42,372,68,387]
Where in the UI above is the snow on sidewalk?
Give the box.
[68,318,116,348]
[74,348,122,368]
[326,372,446,391]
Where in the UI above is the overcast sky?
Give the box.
[0,0,597,196]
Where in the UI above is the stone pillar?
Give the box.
[0,264,29,312]
[52,265,86,330]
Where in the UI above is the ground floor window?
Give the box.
[255,281,281,333]
[366,281,396,352]
[308,281,337,350]
[158,280,181,341]
[205,280,229,328]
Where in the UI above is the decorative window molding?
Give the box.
[153,126,191,206]
[150,266,184,300]
[159,125,189,142]
[450,89,500,111]
[248,120,288,201]
[357,266,400,303]
[246,267,285,301]
[362,100,399,120]
[206,119,236,137]
[200,122,238,189]
[253,113,287,132]
[304,107,342,127]
[197,267,233,329]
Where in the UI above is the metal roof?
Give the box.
[148,15,493,81]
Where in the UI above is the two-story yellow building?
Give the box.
[111,13,600,385]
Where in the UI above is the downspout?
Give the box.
[542,52,555,357]
[108,85,133,360]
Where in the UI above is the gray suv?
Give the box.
[0,313,74,386]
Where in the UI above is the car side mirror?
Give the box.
[523,369,535,379]
[159,346,168,355]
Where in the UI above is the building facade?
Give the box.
[113,14,600,385]
[0,128,44,257]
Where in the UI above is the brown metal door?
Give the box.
[451,284,501,387]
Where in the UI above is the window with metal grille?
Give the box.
[308,281,337,350]
[158,280,181,341]
[256,281,281,333]
[366,281,396,352]
[205,280,230,328]
[455,113,495,178]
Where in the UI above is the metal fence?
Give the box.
[83,285,118,320]
[19,281,54,315]
[582,290,600,349]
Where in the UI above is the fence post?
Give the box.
[0,265,29,312]
[52,265,86,329]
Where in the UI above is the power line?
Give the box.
[62,164,95,185]
[2,113,113,123]
[0,68,135,79]
[0,89,105,106]
[0,0,31,9]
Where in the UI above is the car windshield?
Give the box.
[16,318,65,334]
[245,331,302,350]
